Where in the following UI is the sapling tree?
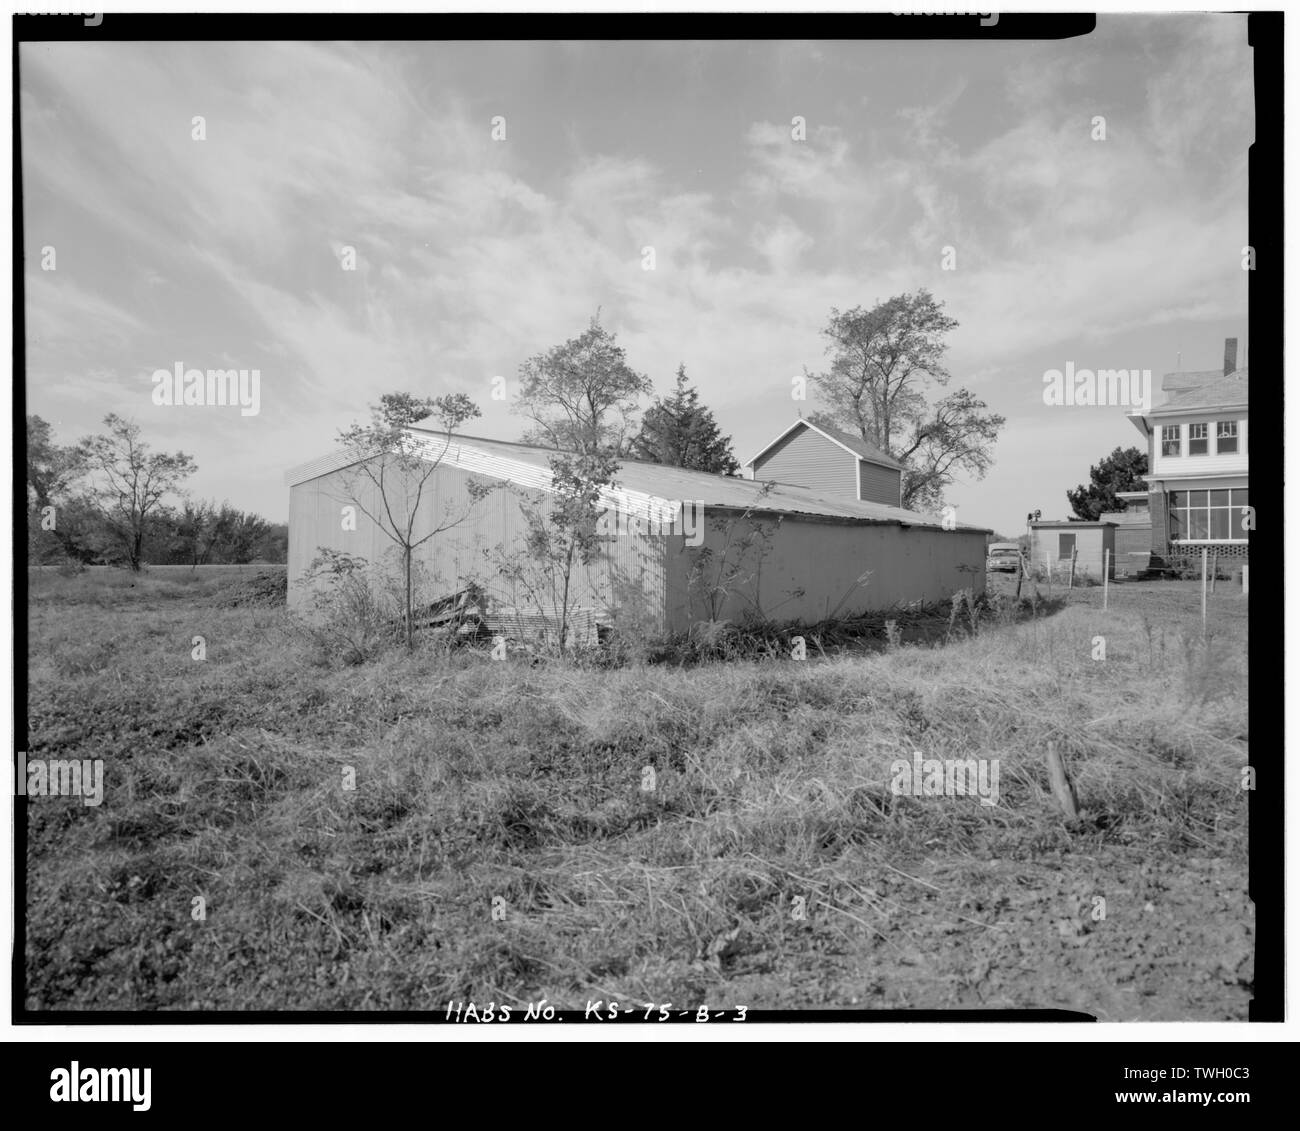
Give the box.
[336,391,492,648]
[685,482,780,623]
[494,449,620,654]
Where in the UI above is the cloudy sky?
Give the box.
[22,15,1252,535]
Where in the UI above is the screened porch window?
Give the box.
[1168,489,1250,542]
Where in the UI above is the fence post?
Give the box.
[1210,550,1218,594]
[1201,547,1208,634]
[1103,548,1110,610]
[1068,547,1077,590]
[1242,563,1249,597]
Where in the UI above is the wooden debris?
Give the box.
[1045,741,1081,819]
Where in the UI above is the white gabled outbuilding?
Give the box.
[744,418,906,507]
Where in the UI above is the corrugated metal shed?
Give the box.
[286,427,993,635]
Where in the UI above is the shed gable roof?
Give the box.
[745,419,904,471]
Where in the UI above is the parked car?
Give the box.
[986,542,1022,573]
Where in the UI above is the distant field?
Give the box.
[23,568,1250,1017]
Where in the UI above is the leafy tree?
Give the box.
[513,312,653,454]
[173,499,222,568]
[252,522,289,563]
[336,391,490,648]
[27,415,86,511]
[140,502,284,566]
[629,365,739,474]
[26,415,92,562]
[77,415,196,571]
[1066,446,1148,520]
[218,508,278,563]
[806,290,1004,511]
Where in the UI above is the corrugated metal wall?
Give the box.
[288,459,668,634]
[289,455,989,638]
[662,511,987,631]
[751,425,858,500]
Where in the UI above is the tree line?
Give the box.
[27,414,287,570]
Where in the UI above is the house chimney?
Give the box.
[1224,337,1238,375]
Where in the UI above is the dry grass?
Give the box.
[23,568,1250,1016]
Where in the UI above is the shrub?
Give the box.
[295,550,395,665]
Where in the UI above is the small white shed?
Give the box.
[1029,520,1117,581]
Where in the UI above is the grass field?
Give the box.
[24,566,1251,1017]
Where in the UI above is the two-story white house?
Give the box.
[1125,338,1249,570]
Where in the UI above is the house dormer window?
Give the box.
[1216,420,1238,453]
[1188,422,1209,455]
[1161,424,1181,457]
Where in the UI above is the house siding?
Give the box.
[1150,411,1248,478]
[750,424,859,501]
[858,459,902,507]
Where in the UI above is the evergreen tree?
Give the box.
[1066,446,1149,520]
[630,365,739,475]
